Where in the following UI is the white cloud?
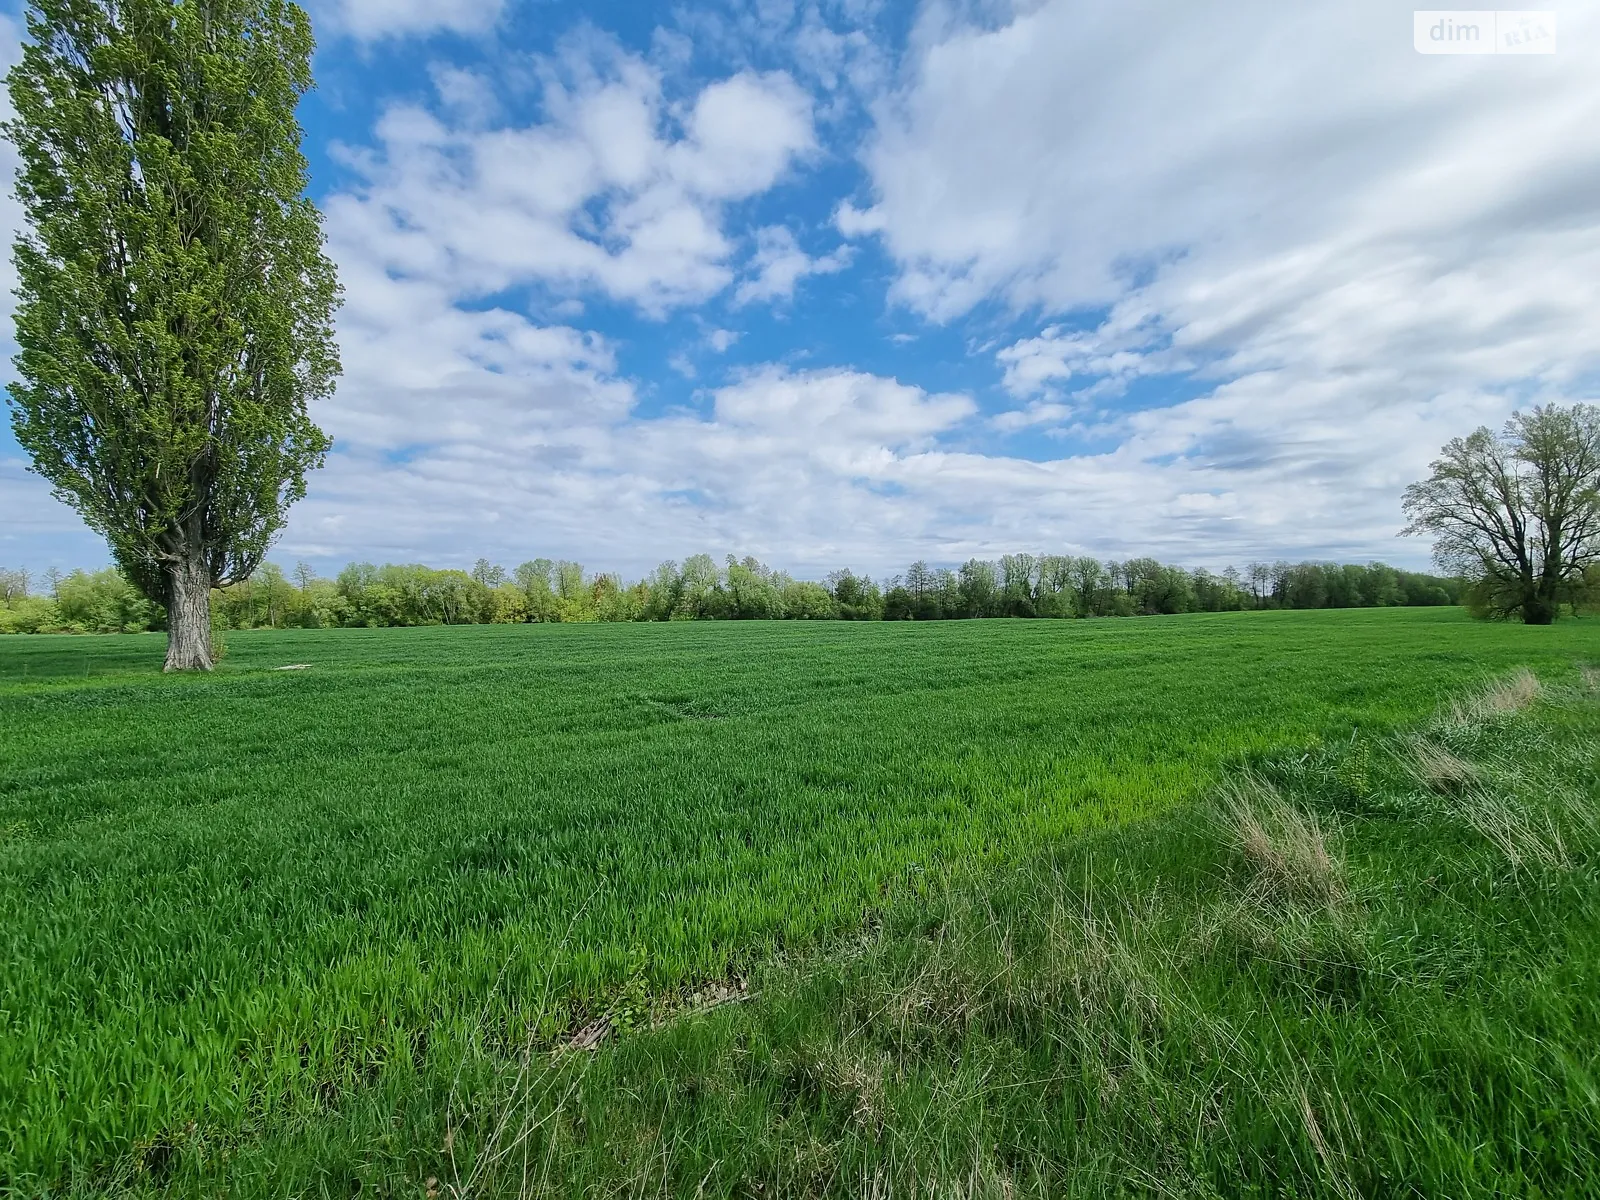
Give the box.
[284,259,641,562]
[833,199,884,238]
[734,226,853,306]
[11,3,1600,579]
[328,49,815,316]
[284,359,985,575]
[710,366,971,448]
[313,0,506,41]
[989,401,1073,433]
[283,43,861,568]
[428,65,500,127]
[666,0,889,112]
[672,73,817,199]
[997,316,1182,401]
[838,0,1600,550]
[297,331,1462,577]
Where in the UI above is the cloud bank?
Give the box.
[4,2,1598,578]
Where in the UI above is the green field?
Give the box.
[3,609,1598,1194]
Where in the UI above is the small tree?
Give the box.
[0,567,30,605]
[471,558,507,588]
[5,0,341,670]
[1403,404,1600,625]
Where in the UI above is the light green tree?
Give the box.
[4,0,341,670]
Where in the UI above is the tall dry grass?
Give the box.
[1218,774,1345,907]
[1443,667,1542,729]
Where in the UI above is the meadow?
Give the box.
[2,609,1598,1195]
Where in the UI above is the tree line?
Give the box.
[0,555,1468,635]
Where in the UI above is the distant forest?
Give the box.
[0,555,1466,635]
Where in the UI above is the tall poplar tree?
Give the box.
[4,0,340,670]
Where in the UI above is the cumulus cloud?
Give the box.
[10,2,1600,579]
[839,0,1600,556]
[428,65,500,126]
[327,48,815,316]
[286,268,639,562]
[668,0,890,111]
[284,42,852,566]
[711,366,970,448]
[734,226,853,306]
[312,0,507,42]
[996,314,1184,401]
[286,364,983,575]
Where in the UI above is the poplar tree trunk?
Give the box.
[164,554,215,672]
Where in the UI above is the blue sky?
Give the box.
[3,0,1598,580]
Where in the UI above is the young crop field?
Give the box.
[2,608,1598,1194]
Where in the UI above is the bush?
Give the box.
[0,596,61,634]
[54,569,161,633]
[781,580,837,620]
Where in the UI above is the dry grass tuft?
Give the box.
[858,1152,1019,1200]
[1580,665,1600,696]
[1297,1082,1362,1200]
[1219,774,1344,907]
[1458,790,1572,871]
[1042,899,1171,1039]
[1446,667,1542,727]
[1407,739,1479,793]
[789,1041,891,1135]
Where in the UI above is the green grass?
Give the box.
[1,609,1597,1194]
[398,664,1600,1198]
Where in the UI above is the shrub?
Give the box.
[0,596,61,634]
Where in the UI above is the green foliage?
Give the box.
[3,554,1469,637]
[0,595,59,634]
[825,569,883,620]
[1,610,1598,1191]
[0,568,160,633]
[3,0,340,605]
[781,579,837,619]
[54,567,161,632]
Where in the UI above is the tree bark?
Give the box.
[1521,594,1557,625]
[164,553,215,672]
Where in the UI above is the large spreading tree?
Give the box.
[4,0,340,670]
[1403,404,1600,625]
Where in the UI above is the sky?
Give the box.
[1,0,1598,581]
